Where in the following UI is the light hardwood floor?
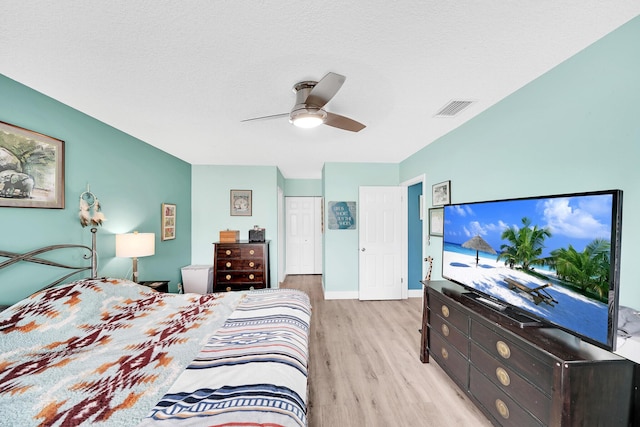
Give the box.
[280,275,493,427]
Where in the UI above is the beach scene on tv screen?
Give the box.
[442,193,615,346]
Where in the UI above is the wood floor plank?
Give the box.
[281,275,492,427]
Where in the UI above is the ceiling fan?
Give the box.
[241,72,366,132]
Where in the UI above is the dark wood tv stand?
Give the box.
[420,280,634,426]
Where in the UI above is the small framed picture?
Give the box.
[230,189,252,216]
[432,180,451,206]
[429,208,444,237]
[161,203,176,240]
[327,201,357,230]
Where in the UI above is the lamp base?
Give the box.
[132,257,139,283]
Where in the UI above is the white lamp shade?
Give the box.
[116,232,155,258]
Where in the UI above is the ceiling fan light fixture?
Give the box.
[242,72,364,132]
[290,108,327,129]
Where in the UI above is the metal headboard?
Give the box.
[0,227,98,291]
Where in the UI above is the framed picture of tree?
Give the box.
[0,121,65,209]
[230,189,252,216]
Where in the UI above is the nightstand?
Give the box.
[138,280,170,293]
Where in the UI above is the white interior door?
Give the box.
[286,197,322,275]
[359,186,404,300]
[313,197,323,274]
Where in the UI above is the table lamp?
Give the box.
[115,231,155,282]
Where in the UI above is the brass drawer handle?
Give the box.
[249,249,255,255]
[441,324,450,337]
[496,340,511,359]
[225,274,231,280]
[441,347,449,360]
[249,274,255,280]
[226,286,231,292]
[441,305,450,318]
[495,399,510,419]
[496,367,511,386]
[226,262,232,268]
[249,261,255,267]
[225,250,231,255]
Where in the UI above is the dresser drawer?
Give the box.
[216,271,265,283]
[429,291,469,335]
[241,245,264,258]
[470,366,544,427]
[470,342,550,424]
[471,320,553,394]
[430,331,468,388]
[218,245,264,259]
[216,244,242,258]
[431,313,468,357]
[216,259,264,271]
[219,283,266,292]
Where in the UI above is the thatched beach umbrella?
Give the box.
[462,235,497,266]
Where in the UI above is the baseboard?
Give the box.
[323,290,360,300]
[322,289,423,300]
[408,289,423,298]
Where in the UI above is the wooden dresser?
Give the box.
[213,241,269,292]
[421,280,634,426]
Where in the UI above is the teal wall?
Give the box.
[0,74,192,304]
[285,179,322,196]
[191,165,280,286]
[400,16,640,309]
[322,162,399,294]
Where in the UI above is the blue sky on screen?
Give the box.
[443,194,613,256]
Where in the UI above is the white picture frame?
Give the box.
[429,208,444,236]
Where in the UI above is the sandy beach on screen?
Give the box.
[442,249,560,316]
[442,248,608,343]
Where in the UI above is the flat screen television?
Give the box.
[441,189,623,351]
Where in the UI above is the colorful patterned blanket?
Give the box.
[0,278,310,427]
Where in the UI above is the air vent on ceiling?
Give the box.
[434,100,475,117]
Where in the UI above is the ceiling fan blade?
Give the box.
[304,72,346,108]
[324,112,366,132]
[241,113,289,123]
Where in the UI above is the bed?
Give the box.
[0,233,311,427]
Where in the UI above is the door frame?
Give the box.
[401,174,426,298]
[277,186,285,286]
[284,196,323,275]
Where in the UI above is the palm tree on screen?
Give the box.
[497,217,552,271]
[550,238,610,298]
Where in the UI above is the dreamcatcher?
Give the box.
[79,186,106,227]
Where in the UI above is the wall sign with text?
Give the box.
[328,201,356,230]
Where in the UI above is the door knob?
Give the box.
[361,248,366,252]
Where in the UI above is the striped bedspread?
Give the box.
[140,289,311,427]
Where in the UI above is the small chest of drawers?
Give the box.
[213,241,269,292]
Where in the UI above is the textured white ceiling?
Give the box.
[2,2,639,178]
